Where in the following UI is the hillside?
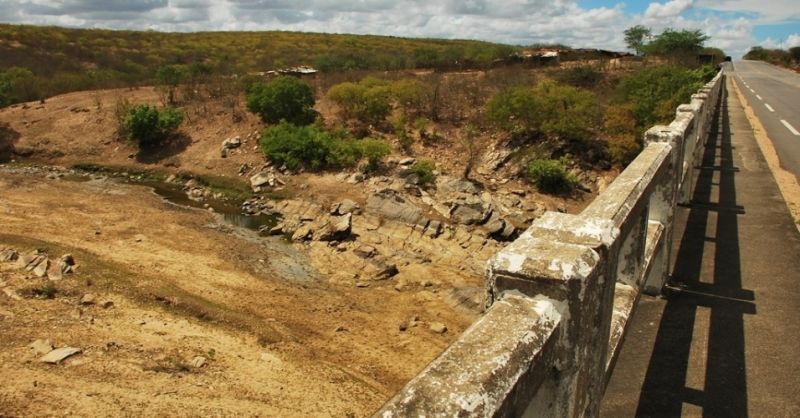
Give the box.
[0,24,516,103]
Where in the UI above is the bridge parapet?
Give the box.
[375,71,724,418]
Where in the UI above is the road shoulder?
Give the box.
[730,74,800,230]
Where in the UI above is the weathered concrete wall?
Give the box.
[373,71,724,418]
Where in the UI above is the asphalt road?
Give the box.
[729,60,800,181]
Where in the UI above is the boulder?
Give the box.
[22,254,45,271]
[191,356,207,368]
[80,294,96,305]
[316,214,352,242]
[436,176,479,194]
[32,258,49,278]
[1,249,18,262]
[222,136,241,149]
[250,172,274,189]
[370,260,399,281]
[429,322,448,334]
[483,212,505,235]
[399,157,416,166]
[450,202,487,225]
[291,225,314,241]
[353,245,378,258]
[335,199,360,215]
[59,254,75,274]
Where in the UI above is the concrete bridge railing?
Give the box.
[374,70,724,418]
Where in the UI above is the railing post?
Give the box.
[642,126,682,294]
[487,213,618,417]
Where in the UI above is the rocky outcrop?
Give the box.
[366,189,425,226]
[4,249,77,280]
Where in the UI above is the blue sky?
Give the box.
[0,0,798,58]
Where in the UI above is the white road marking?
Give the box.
[781,120,800,136]
[765,103,775,112]
[749,88,755,93]
[756,94,763,100]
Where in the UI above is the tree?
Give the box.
[246,76,316,125]
[123,104,183,148]
[327,77,393,125]
[624,25,652,56]
[155,65,185,105]
[486,81,599,141]
[644,29,709,65]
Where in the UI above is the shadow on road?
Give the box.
[635,81,756,417]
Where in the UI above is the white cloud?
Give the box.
[645,0,694,20]
[0,0,795,58]
[696,0,800,24]
[760,33,800,50]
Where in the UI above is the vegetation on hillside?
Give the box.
[743,46,800,69]
[0,24,514,104]
[2,24,723,198]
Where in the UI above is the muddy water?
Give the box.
[141,180,279,231]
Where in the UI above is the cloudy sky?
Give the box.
[0,0,798,58]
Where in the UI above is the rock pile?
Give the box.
[1,248,76,281]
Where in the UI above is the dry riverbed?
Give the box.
[0,170,481,417]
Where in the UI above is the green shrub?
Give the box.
[485,86,539,133]
[358,138,392,172]
[260,122,337,170]
[614,65,714,129]
[604,104,641,165]
[409,160,436,185]
[259,122,391,171]
[535,81,599,141]
[246,76,316,125]
[123,104,183,148]
[526,159,576,194]
[327,78,392,124]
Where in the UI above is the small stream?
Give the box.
[140,180,280,231]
